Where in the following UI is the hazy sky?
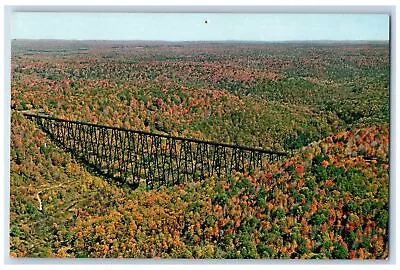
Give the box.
[11,12,389,41]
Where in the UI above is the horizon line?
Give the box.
[12,38,389,43]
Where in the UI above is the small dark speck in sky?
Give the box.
[204,19,208,24]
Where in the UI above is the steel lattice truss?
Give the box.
[25,113,287,189]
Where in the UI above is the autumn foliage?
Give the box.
[10,40,389,259]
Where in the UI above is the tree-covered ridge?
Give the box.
[10,111,388,258]
[10,41,389,258]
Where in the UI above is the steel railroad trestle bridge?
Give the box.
[24,113,287,189]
